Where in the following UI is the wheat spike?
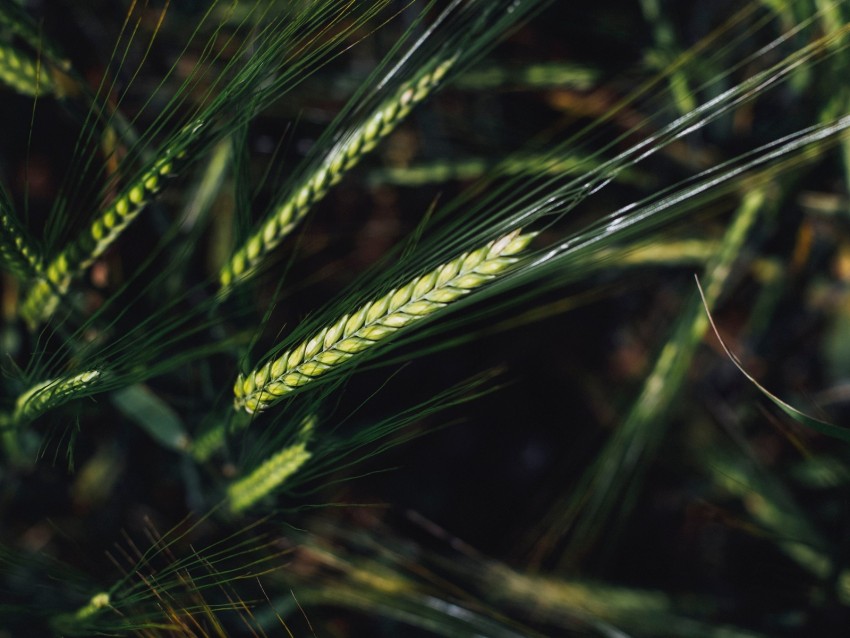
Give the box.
[0,42,60,97]
[72,592,111,620]
[51,591,111,634]
[190,421,228,462]
[226,415,315,512]
[12,370,101,424]
[234,229,534,414]
[218,57,457,291]
[0,203,43,280]
[19,117,206,327]
[20,154,180,328]
[227,443,312,513]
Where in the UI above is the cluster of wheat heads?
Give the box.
[4,0,850,635]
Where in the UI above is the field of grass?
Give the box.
[3,0,850,635]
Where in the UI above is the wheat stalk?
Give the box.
[234,229,534,414]
[11,370,101,425]
[218,56,457,291]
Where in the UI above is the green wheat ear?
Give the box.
[20,150,181,328]
[0,1,71,72]
[0,42,61,97]
[71,591,111,621]
[226,415,316,513]
[10,370,101,425]
[51,591,111,635]
[234,229,535,414]
[218,56,457,291]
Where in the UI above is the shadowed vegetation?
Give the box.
[3,0,850,636]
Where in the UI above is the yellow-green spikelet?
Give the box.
[234,229,535,414]
[20,158,175,328]
[219,56,457,290]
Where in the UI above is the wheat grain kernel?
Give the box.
[103,210,118,229]
[364,113,382,141]
[244,397,263,413]
[477,258,513,274]
[91,220,105,240]
[316,350,348,365]
[402,300,434,315]
[283,372,307,387]
[365,294,392,323]
[413,271,437,296]
[253,365,269,388]
[263,218,279,244]
[241,375,253,397]
[287,343,307,368]
[331,337,364,354]
[380,313,414,328]
[358,324,393,340]
[305,331,326,358]
[47,262,62,282]
[390,286,412,307]
[231,252,246,276]
[247,235,262,261]
[129,185,145,205]
[296,185,311,209]
[426,288,463,303]
[323,317,346,348]
[299,361,329,377]
[277,202,294,225]
[455,273,490,288]
[342,306,366,336]
[271,357,288,379]
[263,381,289,396]
[313,167,329,191]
